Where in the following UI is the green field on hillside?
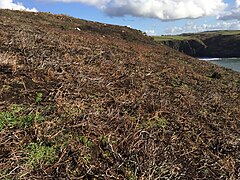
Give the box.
[154,30,240,42]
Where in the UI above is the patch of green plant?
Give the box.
[20,113,36,128]
[99,135,116,149]
[43,104,56,115]
[153,35,206,46]
[99,135,108,145]
[83,154,92,163]
[142,116,168,129]
[153,35,194,42]
[129,116,137,122]
[2,85,11,92]
[127,168,137,180]
[103,151,111,158]
[0,169,11,180]
[0,105,24,130]
[0,105,44,130]
[0,111,15,130]
[78,135,92,148]
[129,173,137,180]
[35,92,43,103]
[155,117,168,128]
[24,142,57,168]
[63,106,82,117]
[199,30,240,36]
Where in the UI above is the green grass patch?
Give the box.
[142,116,168,129]
[153,35,194,42]
[153,35,206,47]
[24,143,57,169]
[153,30,240,43]
[0,105,44,130]
[198,30,240,36]
[0,169,11,180]
[78,135,92,148]
[35,92,43,103]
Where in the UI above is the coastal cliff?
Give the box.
[155,31,240,57]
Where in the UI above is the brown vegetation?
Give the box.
[0,10,240,179]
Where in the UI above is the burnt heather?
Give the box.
[0,10,240,179]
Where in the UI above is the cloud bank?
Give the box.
[165,21,240,34]
[145,29,156,36]
[219,9,240,20]
[0,0,37,12]
[50,0,227,20]
[218,0,240,20]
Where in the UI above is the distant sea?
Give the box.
[200,58,240,72]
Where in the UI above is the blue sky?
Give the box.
[1,0,240,35]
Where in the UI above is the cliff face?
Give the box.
[163,39,206,57]
[202,34,240,57]
[160,31,240,58]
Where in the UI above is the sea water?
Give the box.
[200,58,240,72]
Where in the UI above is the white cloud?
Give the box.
[218,0,240,20]
[219,9,240,20]
[0,0,37,12]
[237,0,240,8]
[48,0,227,20]
[145,29,156,36]
[165,0,240,35]
[165,21,240,34]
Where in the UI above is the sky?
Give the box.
[1,0,240,35]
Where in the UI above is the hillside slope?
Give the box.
[155,31,240,57]
[0,10,240,179]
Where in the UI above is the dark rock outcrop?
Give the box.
[163,39,206,57]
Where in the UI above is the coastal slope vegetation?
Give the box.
[0,10,240,179]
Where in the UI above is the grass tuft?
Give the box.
[0,105,44,130]
[24,143,57,169]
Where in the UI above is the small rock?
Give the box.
[75,27,81,32]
